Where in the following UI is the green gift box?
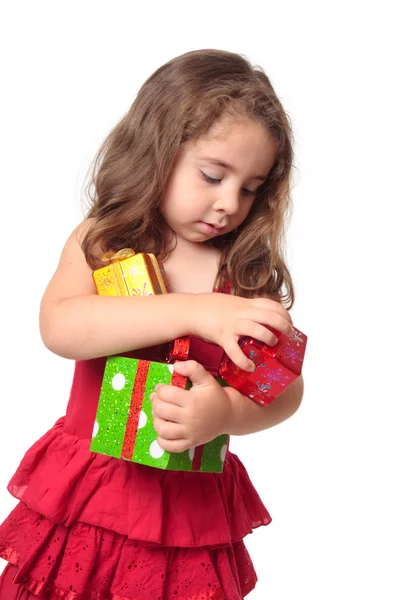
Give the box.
[90,356,229,473]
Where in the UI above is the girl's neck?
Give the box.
[163,236,220,294]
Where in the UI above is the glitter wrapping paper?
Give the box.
[92,249,229,472]
[93,249,167,297]
[218,327,307,406]
[92,248,307,468]
[90,356,229,473]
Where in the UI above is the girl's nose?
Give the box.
[213,189,240,215]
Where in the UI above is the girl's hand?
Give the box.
[191,293,294,372]
[150,361,232,453]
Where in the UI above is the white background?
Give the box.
[0,1,399,598]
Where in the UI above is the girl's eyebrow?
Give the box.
[198,156,267,182]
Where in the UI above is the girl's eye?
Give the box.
[201,171,256,197]
[201,171,221,184]
[242,188,257,197]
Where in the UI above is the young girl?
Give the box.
[0,49,304,599]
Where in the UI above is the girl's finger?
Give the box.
[245,308,294,337]
[251,297,293,324]
[153,384,187,407]
[234,319,282,346]
[152,399,182,423]
[157,437,191,453]
[173,360,214,386]
[223,340,255,372]
[152,416,186,440]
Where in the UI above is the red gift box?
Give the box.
[129,311,306,408]
[167,336,225,377]
[218,327,307,406]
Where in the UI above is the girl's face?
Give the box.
[160,114,277,244]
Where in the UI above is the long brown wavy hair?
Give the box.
[82,49,295,307]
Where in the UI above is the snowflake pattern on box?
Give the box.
[257,367,291,388]
[122,262,146,280]
[130,282,154,297]
[219,328,307,406]
[93,252,166,297]
[288,329,304,347]
[283,343,304,366]
[95,272,115,293]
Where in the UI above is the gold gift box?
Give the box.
[93,249,168,297]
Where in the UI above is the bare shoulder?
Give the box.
[41,219,97,306]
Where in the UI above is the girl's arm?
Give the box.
[40,222,195,360]
[151,361,303,452]
[224,374,304,435]
[223,289,304,434]
[40,221,294,365]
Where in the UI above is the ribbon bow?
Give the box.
[101,248,135,263]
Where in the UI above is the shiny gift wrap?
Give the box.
[90,356,229,473]
[219,327,307,406]
[93,249,168,297]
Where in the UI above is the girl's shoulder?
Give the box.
[40,219,97,318]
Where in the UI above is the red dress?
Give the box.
[0,345,272,599]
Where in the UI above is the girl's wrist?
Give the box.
[188,293,211,338]
[171,293,197,335]
[161,293,201,338]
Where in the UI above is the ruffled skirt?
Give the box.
[0,418,271,599]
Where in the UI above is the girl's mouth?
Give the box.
[198,222,224,235]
